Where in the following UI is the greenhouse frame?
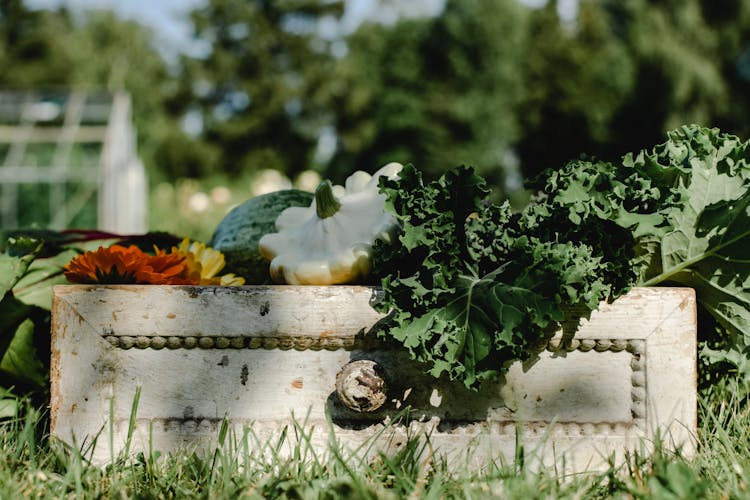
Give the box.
[0,90,146,233]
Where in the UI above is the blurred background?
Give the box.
[1,0,748,242]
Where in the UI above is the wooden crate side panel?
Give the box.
[644,289,697,451]
[53,285,386,338]
[553,287,694,340]
[50,293,116,450]
[49,286,697,470]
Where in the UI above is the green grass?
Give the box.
[1,380,748,499]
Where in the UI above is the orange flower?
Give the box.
[138,251,195,285]
[64,245,195,285]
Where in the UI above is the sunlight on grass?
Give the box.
[2,378,747,498]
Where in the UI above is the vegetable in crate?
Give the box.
[620,126,750,379]
[209,189,314,283]
[259,163,403,285]
[530,125,750,381]
[372,165,639,389]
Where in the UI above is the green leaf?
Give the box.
[0,398,18,419]
[0,238,42,300]
[0,291,35,335]
[0,239,49,391]
[0,318,47,388]
[13,249,77,309]
[377,126,750,388]
[632,125,750,374]
[375,165,626,389]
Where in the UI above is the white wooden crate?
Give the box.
[50,285,696,472]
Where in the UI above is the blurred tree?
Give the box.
[172,0,346,179]
[518,1,632,177]
[0,0,73,86]
[328,19,432,181]
[607,0,727,153]
[518,0,728,179]
[8,0,750,192]
[697,0,750,140]
[0,2,180,181]
[65,11,181,180]
[329,0,528,188]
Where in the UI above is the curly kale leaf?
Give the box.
[373,164,634,389]
[625,125,750,377]
[374,125,750,387]
[524,158,655,299]
[533,125,750,380]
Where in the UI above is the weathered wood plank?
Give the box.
[54,285,385,338]
[50,285,697,472]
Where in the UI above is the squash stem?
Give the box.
[315,180,341,219]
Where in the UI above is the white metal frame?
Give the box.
[0,90,146,232]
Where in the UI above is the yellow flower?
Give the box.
[168,238,245,286]
[217,273,245,286]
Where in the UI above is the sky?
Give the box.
[25,0,577,57]
[25,0,213,56]
[25,0,448,57]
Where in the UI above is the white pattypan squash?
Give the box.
[258,162,403,285]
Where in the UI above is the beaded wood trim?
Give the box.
[103,335,375,351]
[103,335,644,354]
[120,415,645,438]
[102,335,647,430]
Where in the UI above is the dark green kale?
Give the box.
[622,126,750,379]
[372,164,639,389]
[373,125,750,389]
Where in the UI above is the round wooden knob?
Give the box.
[335,360,388,413]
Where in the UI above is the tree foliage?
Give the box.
[172,0,345,179]
[518,0,733,178]
[0,1,178,179]
[328,0,527,185]
[5,0,750,193]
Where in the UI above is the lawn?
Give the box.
[0,378,746,499]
